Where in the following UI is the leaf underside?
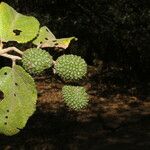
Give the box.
[0,2,40,43]
[0,65,37,136]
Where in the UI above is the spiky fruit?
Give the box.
[55,54,87,80]
[62,85,89,110]
[22,48,53,74]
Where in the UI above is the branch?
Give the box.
[0,53,22,68]
[0,53,22,60]
[0,47,23,55]
[0,46,23,67]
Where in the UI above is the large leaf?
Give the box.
[33,26,77,49]
[0,65,37,136]
[0,2,40,43]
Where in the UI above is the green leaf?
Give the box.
[0,65,37,136]
[33,26,56,47]
[0,2,40,43]
[33,26,77,49]
[53,37,78,49]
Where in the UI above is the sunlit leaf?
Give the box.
[0,65,37,136]
[33,26,77,49]
[53,37,78,49]
[33,26,56,47]
[0,2,40,43]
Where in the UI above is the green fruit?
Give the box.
[55,54,87,80]
[62,85,89,110]
[22,48,53,74]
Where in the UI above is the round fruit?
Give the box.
[22,48,53,74]
[55,54,87,80]
[62,85,89,110]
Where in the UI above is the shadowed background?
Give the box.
[0,0,150,149]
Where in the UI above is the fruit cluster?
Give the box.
[21,48,89,110]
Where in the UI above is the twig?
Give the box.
[0,53,22,68]
[0,53,22,60]
[0,47,23,55]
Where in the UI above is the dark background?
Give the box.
[0,0,150,149]
[3,0,150,81]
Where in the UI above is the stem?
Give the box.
[37,44,42,48]
[0,41,3,50]
[0,45,24,68]
[52,60,56,74]
[52,68,56,74]
[1,53,22,60]
[53,60,56,66]
[0,47,23,55]
[0,53,22,68]
[12,60,16,68]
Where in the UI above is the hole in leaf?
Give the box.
[15,83,18,86]
[4,122,7,125]
[4,72,7,75]
[40,41,43,44]
[52,40,57,42]
[54,43,58,46]
[14,93,16,97]
[6,110,9,112]
[0,91,4,102]
[13,29,22,36]
[5,116,8,119]
[45,37,48,40]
